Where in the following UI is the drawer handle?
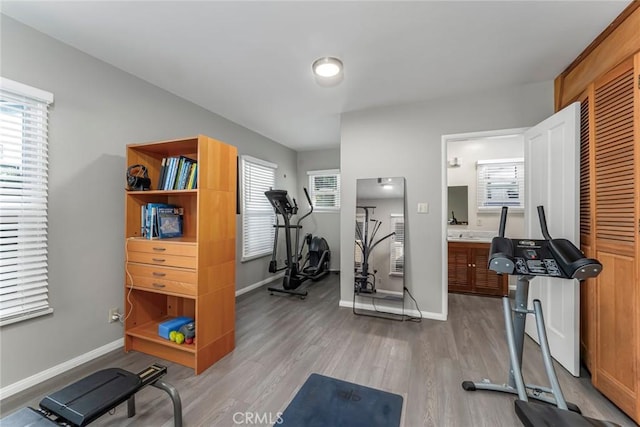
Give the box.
[152,247,166,252]
[152,258,166,263]
[472,264,476,267]
[152,283,166,288]
[468,264,471,267]
[152,272,166,277]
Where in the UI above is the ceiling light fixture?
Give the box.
[312,57,344,86]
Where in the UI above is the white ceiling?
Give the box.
[1,1,630,151]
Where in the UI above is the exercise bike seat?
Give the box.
[515,400,621,427]
[39,368,141,426]
[487,236,515,274]
[547,238,602,280]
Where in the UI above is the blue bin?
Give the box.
[158,316,194,340]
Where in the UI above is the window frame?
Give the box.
[476,158,525,212]
[0,77,54,326]
[239,155,277,262]
[307,169,340,212]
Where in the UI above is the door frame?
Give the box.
[440,127,528,319]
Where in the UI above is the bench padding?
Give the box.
[39,368,141,426]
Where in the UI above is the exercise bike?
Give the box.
[462,206,619,427]
[265,188,331,298]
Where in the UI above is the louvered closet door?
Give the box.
[579,89,596,372]
[592,56,638,421]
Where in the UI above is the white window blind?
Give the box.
[389,214,404,276]
[477,158,524,211]
[241,155,277,261]
[0,78,53,326]
[308,169,340,211]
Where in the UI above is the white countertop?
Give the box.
[447,230,495,243]
[447,237,493,243]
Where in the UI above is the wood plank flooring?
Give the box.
[1,272,636,426]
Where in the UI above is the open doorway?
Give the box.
[441,128,526,302]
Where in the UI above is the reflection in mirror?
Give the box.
[354,177,405,296]
[448,185,469,225]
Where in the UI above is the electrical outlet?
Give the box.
[109,307,120,323]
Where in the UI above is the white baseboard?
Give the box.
[339,299,447,321]
[0,338,124,400]
[235,273,284,297]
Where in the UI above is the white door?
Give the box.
[523,102,581,376]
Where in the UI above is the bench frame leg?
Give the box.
[152,379,183,427]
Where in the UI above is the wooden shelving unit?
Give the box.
[124,135,237,374]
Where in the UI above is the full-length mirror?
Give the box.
[354,177,405,296]
[448,185,469,225]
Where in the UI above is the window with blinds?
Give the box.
[389,214,404,276]
[0,78,53,326]
[476,158,524,211]
[240,155,277,261]
[308,169,340,211]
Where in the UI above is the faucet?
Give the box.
[449,210,458,225]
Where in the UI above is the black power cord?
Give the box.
[403,286,422,323]
[366,286,422,323]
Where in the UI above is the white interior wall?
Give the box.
[0,15,297,390]
[296,148,341,271]
[340,81,554,317]
[447,135,525,236]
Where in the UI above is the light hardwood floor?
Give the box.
[1,273,636,426]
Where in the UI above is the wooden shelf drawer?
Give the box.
[126,262,197,284]
[127,251,196,269]
[127,239,197,257]
[127,277,196,297]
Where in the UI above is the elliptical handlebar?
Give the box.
[537,205,552,240]
[498,206,508,238]
[303,187,313,212]
[296,188,314,226]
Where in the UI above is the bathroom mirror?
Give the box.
[448,185,469,225]
[354,177,405,296]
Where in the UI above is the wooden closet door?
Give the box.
[592,56,639,421]
[579,88,596,372]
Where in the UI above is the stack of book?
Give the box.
[140,203,184,239]
[156,156,198,190]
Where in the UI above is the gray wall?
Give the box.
[296,148,340,270]
[340,81,554,316]
[0,15,297,388]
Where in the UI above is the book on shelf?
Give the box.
[157,206,184,238]
[140,203,184,239]
[157,156,197,190]
[157,157,167,190]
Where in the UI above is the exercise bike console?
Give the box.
[488,206,601,280]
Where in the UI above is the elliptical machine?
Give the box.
[265,188,331,298]
[462,206,618,427]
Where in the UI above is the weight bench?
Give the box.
[1,363,182,427]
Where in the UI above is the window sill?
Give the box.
[1,307,54,327]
